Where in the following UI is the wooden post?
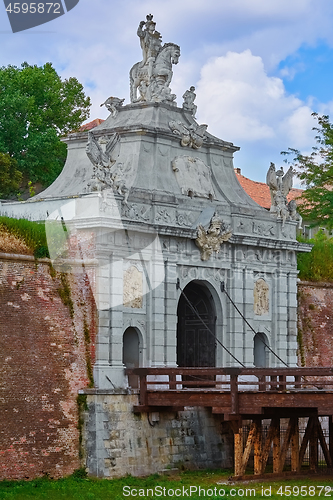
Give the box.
[139,374,147,406]
[230,374,239,414]
[329,416,333,465]
[291,417,299,472]
[309,416,318,472]
[253,419,262,475]
[169,374,176,390]
[273,418,280,473]
[230,420,243,477]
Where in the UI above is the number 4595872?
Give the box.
[6,3,61,14]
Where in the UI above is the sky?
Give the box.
[1,0,333,185]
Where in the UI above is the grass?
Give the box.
[0,216,49,258]
[0,470,332,499]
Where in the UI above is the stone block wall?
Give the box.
[297,281,333,367]
[0,254,96,479]
[82,392,233,478]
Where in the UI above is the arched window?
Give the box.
[123,327,140,388]
[254,332,268,367]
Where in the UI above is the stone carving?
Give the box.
[254,279,269,316]
[86,132,137,203]
[195,214,232,261]
[172,156,215,199]
[130,15,180,104]
[252,222,275,237]
[123,265,143,308]
[85,132,120,191]
[182,86,197,116]
[122,203,151,222]
[100,96,125,117]
[169,121,207,149]
[288,199,302,229]
[266,163,301,226]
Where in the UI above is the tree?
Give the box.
[0,152,22,198]
[0,62,91,193]
[282,113,333,230]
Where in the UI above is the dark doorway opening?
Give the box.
[123,327,140,388]
[177,281,216,368]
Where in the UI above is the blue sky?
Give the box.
[1,0,333,185]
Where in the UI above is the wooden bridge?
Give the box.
[126,367,333,478]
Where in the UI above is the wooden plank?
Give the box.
[253,419,262,475]
[309,416,318,472]
[230,374,239,414]
[273,418,280,474]
[291,417,299,472]
[298,416,314,470]
[328,415,333,462]
[316,416,333,468]
[233,424,243,477]
[239,422,257,475]
[278,417,294,473]
[261,417,279,474]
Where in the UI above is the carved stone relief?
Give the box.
[122,203,151,222]
[123,265,143,308]
[253,279,269,316]
[172,156,215,199]
[252,222,276,237]
[195,214,232,261]
[169,121,207,149]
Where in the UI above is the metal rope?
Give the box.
[221,282,289,368]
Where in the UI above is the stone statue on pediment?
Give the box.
[266,162,301,225]
[182,86,197,117]
[130,14,180,104]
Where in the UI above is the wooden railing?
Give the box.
[126,367,333,413]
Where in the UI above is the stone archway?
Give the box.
[177,281,216,367]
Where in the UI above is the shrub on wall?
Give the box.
[297,231,333,281]
[0,216,49,258]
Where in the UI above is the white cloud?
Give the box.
[195,51,305,143]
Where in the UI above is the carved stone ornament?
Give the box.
[195,214,232,261]
[253,279,269,316]
[266,162,301,226]
[100,96,125,118]
[172,156,215,199]
[86,132,138,203]
[123,265,143,308]
[169,121,207,149]
[129,14,180,104]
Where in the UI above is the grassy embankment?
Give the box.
[0,470,332,499]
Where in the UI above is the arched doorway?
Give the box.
[123,327,140,388]
[177,281,216,367]
[254,332,268,367]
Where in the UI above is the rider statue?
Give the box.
[137,14,162,81]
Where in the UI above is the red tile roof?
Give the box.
[234,169,303,209]
[80,118,105,131]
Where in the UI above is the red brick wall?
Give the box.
[297,282,333,367]
[0,255,96,479]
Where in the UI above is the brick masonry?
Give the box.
[297,281,333,367]
[0,254,96,479]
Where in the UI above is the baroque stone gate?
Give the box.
[1,15,312,477]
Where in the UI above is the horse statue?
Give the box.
[129,42,180,104]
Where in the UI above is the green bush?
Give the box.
[0,216,49,258]
[297,231,333,281]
